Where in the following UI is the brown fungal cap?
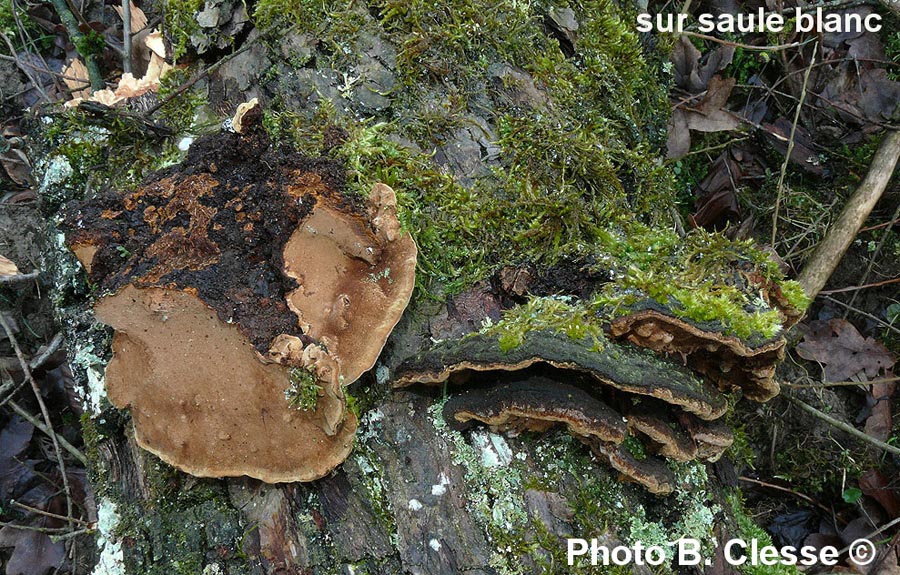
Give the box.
[579,436,675,495]
[443,377,627,444]
[95,286,357,481]
[626,407,697,463]
[63,104,415,481]
[609,304,784,402]
[395,329,728,421]
[282,183,417,385]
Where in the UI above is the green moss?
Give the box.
[727,491,800,575]
[480,296,606,352]
[157,68,207,133]
[37,110,178,205]
[164,0,204,60]
[285,367,322,411]
[251,0,805,341]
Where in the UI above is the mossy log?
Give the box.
[31,1,808,573]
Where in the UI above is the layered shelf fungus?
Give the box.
[396,330,735,494]
[60,101,417,482]
[607,296,797,402]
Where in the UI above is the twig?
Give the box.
[0,270,39,284]
[0,314,76,527]
[824,295,900,336]
[7,400,88,465]
[785,394,900,456]
[739,476,836,517]
[11,500,91,527]
[681,31,805,51]
[860,217,900,233]
[144,43,254,116]
[782,376,900,389]
[0,32,50,103]
[0,521,70,534]
[48,0,104,90]
[122,0,132,75]
[50,527,95,543]
[819,277,900,296]
[28,333,65,371]
[772,43,816,247]
[799,131,900,298]
[846,200,900,314]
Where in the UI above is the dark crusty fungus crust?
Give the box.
[443,377,627,444]
[62,103,416,481]
[609,306,784,402]
[395,330,728,421]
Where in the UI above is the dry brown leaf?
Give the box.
[0,255,19,277]
[114,2,148,32]
[859,469,900,519]
[796,319,896,382]
[145,30,166,59]
[666,108,691,159]
[864,375,896,442]
[62,58,91,99]
[0,148,33,186]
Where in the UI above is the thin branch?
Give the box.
[0,270,39,284]
[48,0,104,90]
[799,131,900,298]
[28,333,65,371]
[824,295,900,336]
[820,277,900,296]
[0,314,76,527]
[786,394,900,456]
[739,476,836,517]
[122,0,132,75]
[144,43,254,116]
[782,376,900,389]
[10,500,91,527]
[772,43,816,247]
[681,31,807,51]
[7,400,88,465]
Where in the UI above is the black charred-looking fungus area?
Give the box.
[61,114,356,353]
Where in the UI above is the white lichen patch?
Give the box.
[38,156,74,193]
[428,400,528,543]
[429,538,442,552]
[72,344,109,415]
[408,498,423,511]
[91,497,125,575]
[431,472,450,496]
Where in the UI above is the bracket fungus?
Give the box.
[61,102,416,481]
[608,302,785,401]
[397,329,736,493]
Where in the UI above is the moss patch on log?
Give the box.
[250,0,807,341]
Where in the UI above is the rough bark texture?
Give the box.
[28,1,800,573]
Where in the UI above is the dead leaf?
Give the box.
[114,2,148,32]
[796,319,896,382]
[859,469,900,519]
[0,523,66,575]
[672,35,703,92]
[0,415,35,501]
[0,148,32,187]
[62,58,91,99]
[864,375,896,442]
[0,254,20,277]
[762,117,825,176]
[666,108,691,159]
